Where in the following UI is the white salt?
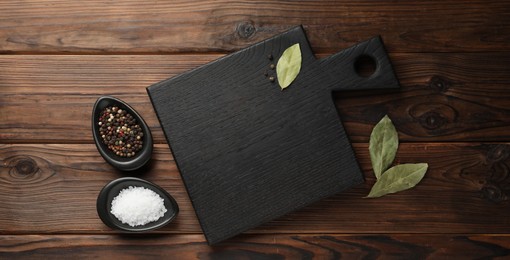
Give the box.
[110,186,167,227]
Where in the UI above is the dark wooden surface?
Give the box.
[148,27,401,244]
[0,0,509,258]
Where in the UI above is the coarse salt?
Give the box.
[110,186,167,227]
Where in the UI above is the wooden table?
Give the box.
[1,1,509,258]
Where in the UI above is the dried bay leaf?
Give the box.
[369,115,398,179]
[276,43,302,90]
[366,163,428,198]
[365,115,428,198]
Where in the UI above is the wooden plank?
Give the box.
[0,143,509,234]
[0,1,509,53]
[0,234,509,259]
[1,53,510,143]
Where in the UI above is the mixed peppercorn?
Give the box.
[265,54,276,82]
[98,106,143,158]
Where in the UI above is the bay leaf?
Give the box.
[276,43,302,90]
[369,115,398,179]
[366,163,428,198]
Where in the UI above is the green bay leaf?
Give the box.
[366,163,428,198]
[276,43,302,90]
[369,115,398,179]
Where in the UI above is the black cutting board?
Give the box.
[147,26,399,245]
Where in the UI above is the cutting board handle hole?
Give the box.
[354,55,377,78]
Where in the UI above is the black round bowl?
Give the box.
[92,96,153,171]
[96,177,179,232]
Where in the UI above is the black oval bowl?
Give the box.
[97,177,179,232]
[92,96,153,171]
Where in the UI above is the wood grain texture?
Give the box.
[0,0,508,256]
[1,143,509,234]
[0,234,509,259]
[0,0,509,53]
[1,53,509,143]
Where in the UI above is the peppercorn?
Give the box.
[98,106,144,158]
[269,76,275,82]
